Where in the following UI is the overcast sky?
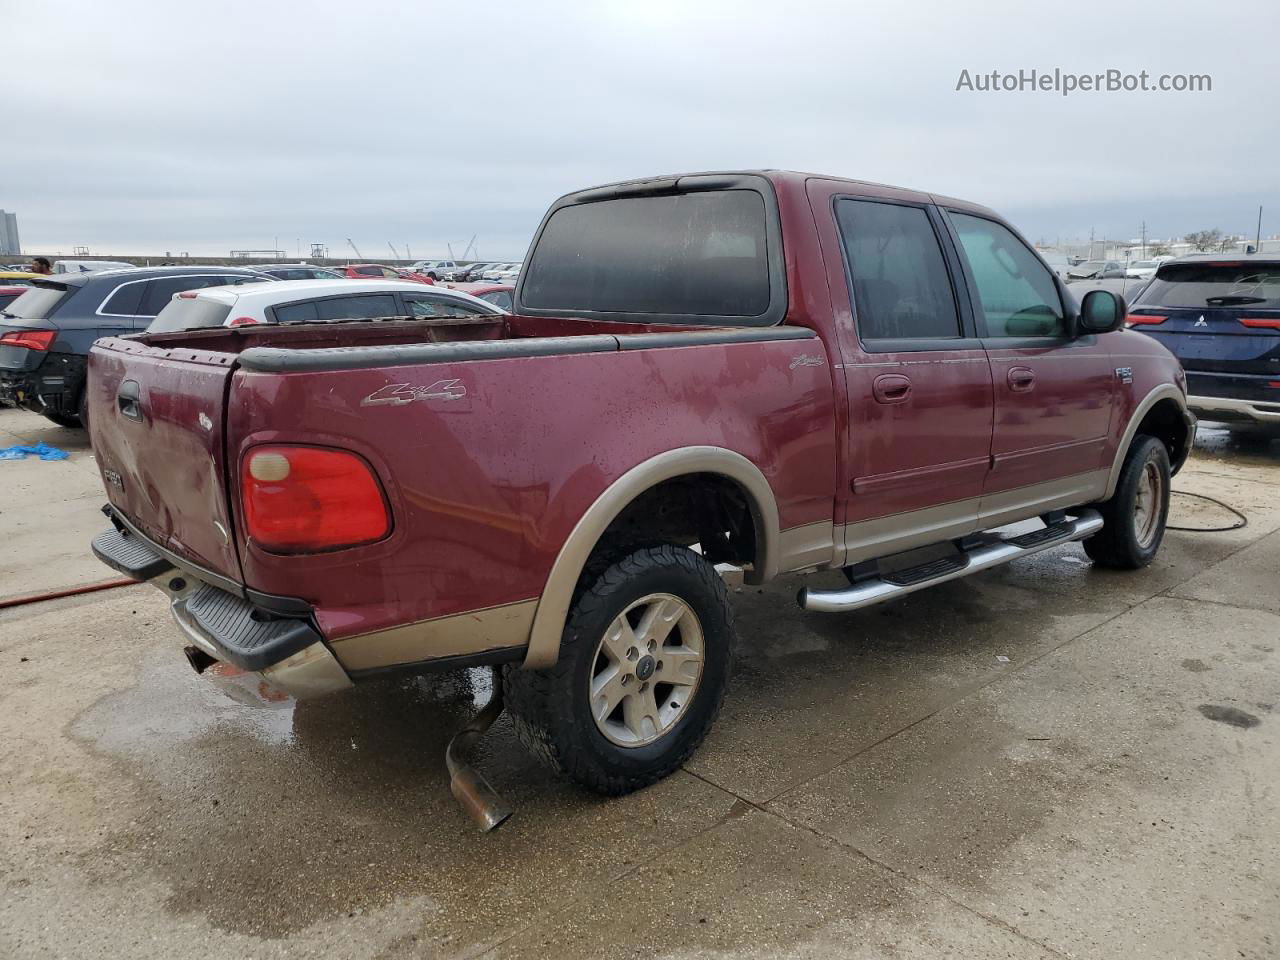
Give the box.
[5,0,1276,258]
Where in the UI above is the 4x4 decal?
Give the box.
[361,380,466,406]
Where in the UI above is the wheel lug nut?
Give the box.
[626,647,638,661]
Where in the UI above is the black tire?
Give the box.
[1083,434,1171,569]
[503,544,734,795]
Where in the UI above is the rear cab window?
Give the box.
[518,176,784,325]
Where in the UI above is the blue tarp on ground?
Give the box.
[0,442,70,461]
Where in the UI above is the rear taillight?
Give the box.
[1125,314,1167,326]
[1239,317,1280,329]
[241,445,390,552]
[229,316,259,327]
[0,329,56,350]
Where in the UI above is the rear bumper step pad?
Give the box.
[91,525,323,673]
[799,511,1103,613]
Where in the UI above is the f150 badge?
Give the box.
[362,380,466,406]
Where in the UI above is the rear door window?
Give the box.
[402,293,493,317]
[314,294,399,320]
[478,289,513,311]
[521,189,772,320]
[1141,262,1280,309]
[835,198,962,342]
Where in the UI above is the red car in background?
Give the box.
[332,263,435,284]
[446,282,513,311]
[0,285,28,312]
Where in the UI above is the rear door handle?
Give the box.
[1007,367,1036,392]
[117,379,143,422]
[872,374,912,404]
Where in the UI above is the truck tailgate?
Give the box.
[86,339,242,581]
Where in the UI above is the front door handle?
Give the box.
[1007,366,1036,392]
[872,374,912,404]
[117,379,143,422]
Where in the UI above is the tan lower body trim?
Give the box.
[777,519,837,573]
[330,599,538,672]
[977,468,1108,529]
[839,469,1110,566]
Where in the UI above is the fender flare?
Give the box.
[521,446,780,669]
[1105,384,1190,500]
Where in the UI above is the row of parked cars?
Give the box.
[407,260,523,283]
[0,264,515,426]
[1,248,1277,439]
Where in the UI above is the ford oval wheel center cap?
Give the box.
[635,655,656,682]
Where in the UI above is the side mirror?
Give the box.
[1078,289,1126,334]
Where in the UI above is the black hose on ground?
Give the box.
[1167,490,1249,533]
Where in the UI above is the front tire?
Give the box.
[503,544,734,795]
[1083,434,1171,569]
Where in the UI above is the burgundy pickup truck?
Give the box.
[89,171,1193,809]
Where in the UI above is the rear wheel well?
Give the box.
[1133,398,1191,472]
[580,474,759,590]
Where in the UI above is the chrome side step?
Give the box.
[799,510,1103,614]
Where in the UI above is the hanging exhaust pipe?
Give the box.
[445,668,513,832]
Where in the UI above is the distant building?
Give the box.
[0,210,19,256]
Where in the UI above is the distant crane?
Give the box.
[346,238,363,261]
[387,241,401,262]
[460,234,477,261]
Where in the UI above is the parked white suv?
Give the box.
[409,259,460,281]
[147,279,503,332]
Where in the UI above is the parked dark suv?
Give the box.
[1127,254,1280,432]
[0,266,273,427]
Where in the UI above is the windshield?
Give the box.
[2,283,71,319]
[1141,262,1280,309]
[1074,261,1104,272]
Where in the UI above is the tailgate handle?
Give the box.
[117,380,143,421]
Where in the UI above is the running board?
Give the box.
[799,510,1104,614]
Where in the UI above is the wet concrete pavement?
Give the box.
[0,408,1277,958]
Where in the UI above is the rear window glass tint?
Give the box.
[147,298,233,332]
[1141,262,1280,309]
[521,189,771,319]
[3,284,71,319]
[836,199,962,340]
[99,281,147,316]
